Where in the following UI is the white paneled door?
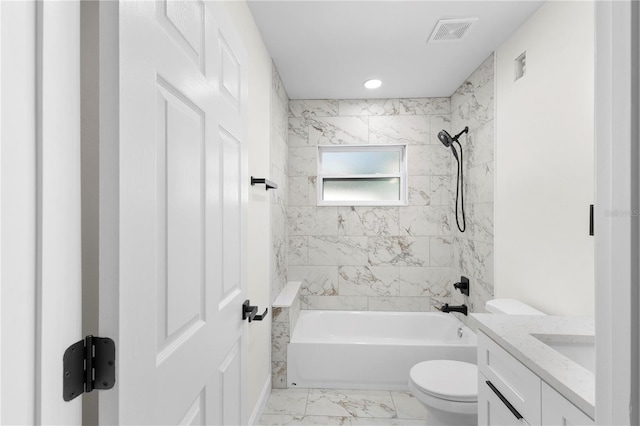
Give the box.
[99,1,248,424]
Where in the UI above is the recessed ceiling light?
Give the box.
[364,79,382,89]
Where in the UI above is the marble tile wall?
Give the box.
[449,53,495,324]
[271,65,290,388]
[271,64,289,300]
[271,294,301,389]
[287,97,454,312]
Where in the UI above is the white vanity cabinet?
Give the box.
[478,331,594,426]
[541,382,594,426]
[478,372,531,425]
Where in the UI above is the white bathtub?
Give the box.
[286,310,477,390]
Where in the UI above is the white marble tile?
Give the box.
[465,162,494,204]
[272,322,289,362]
[466,202,494,243]
[367,236,430,267]
[271,166,288,205]
[289,118,310,146]
[397,267,451,299]
[306,389,396,418]
[272,197,287,229]
[338,206,399,236]
[305,295,368,311]
[453,238,494,284]
[289,99,339,118]
[260,415,351,426]
[368,296,430,312]
[288,265,339,296]
[272,361,287,389]
[308,236,369,266]
[272,276,287,309]
[453,80,494,130]
[273,64,289,106]
[272,122,288,166]
[272,236,287,284]
[466,122,494,168]
[430,115,451,145]
[309,116,369,145]
[390,391,427,420]
[289,177,311,206]
[338,266,400,297]
[272,307,289,323]
[338,99,400,116]
[451,53,494,111]
[289,147,317,177]
[429,176,453,206]
[470,277,494,315]
[399,206,450,236]
[350,418,424,426]
[407,176,430,206]
[407,145,451,176]
[263,389,309,416]
[288,206,338,236]
[369,116,430,145]
[398,97,450,115]
[288,236,309,266]
[429,236,452,267]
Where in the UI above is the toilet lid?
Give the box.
[409,360,478,403]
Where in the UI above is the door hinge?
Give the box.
[63,335,115,402]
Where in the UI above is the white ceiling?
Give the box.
[247,1,544,100]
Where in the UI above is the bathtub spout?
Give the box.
[440,303,468,316]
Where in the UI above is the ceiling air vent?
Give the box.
[428,18,478,43]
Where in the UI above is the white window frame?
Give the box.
[316,144,408,206]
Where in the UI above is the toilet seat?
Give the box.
[409,360,477,403]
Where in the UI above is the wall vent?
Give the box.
[428,18,478,43]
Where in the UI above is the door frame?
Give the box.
[1,1,83,424]
[594,1,640,424]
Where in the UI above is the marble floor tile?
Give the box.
[306,389,396,418]
[390,391,427,419]
[260,414,351,426]
[263,389,310,415]
[350,418,425,426]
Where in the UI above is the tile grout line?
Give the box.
[388,390,398,420]
[303,388,310,417]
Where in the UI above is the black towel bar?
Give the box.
[251,176,278,190]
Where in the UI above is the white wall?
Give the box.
[221,1,273,421]
[495,1,594,316]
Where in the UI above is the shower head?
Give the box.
[438,130,454,147]
[438,127,469,161]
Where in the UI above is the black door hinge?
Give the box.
[63,335,115,401]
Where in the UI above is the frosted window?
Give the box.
[317,144,407,206]
[321,151,400,175]
[323,178,400,202]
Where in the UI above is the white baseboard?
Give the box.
[248,374,271,425]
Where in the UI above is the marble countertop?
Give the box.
[470,314,595,419]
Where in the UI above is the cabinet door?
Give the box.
[478,332,542,424]
[479,372,531,426]
[541,382,594,426]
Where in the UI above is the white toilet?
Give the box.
[408,299,545,426]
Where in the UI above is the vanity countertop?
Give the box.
[470,314,595,419]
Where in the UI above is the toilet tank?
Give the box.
[485,298,546,315]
